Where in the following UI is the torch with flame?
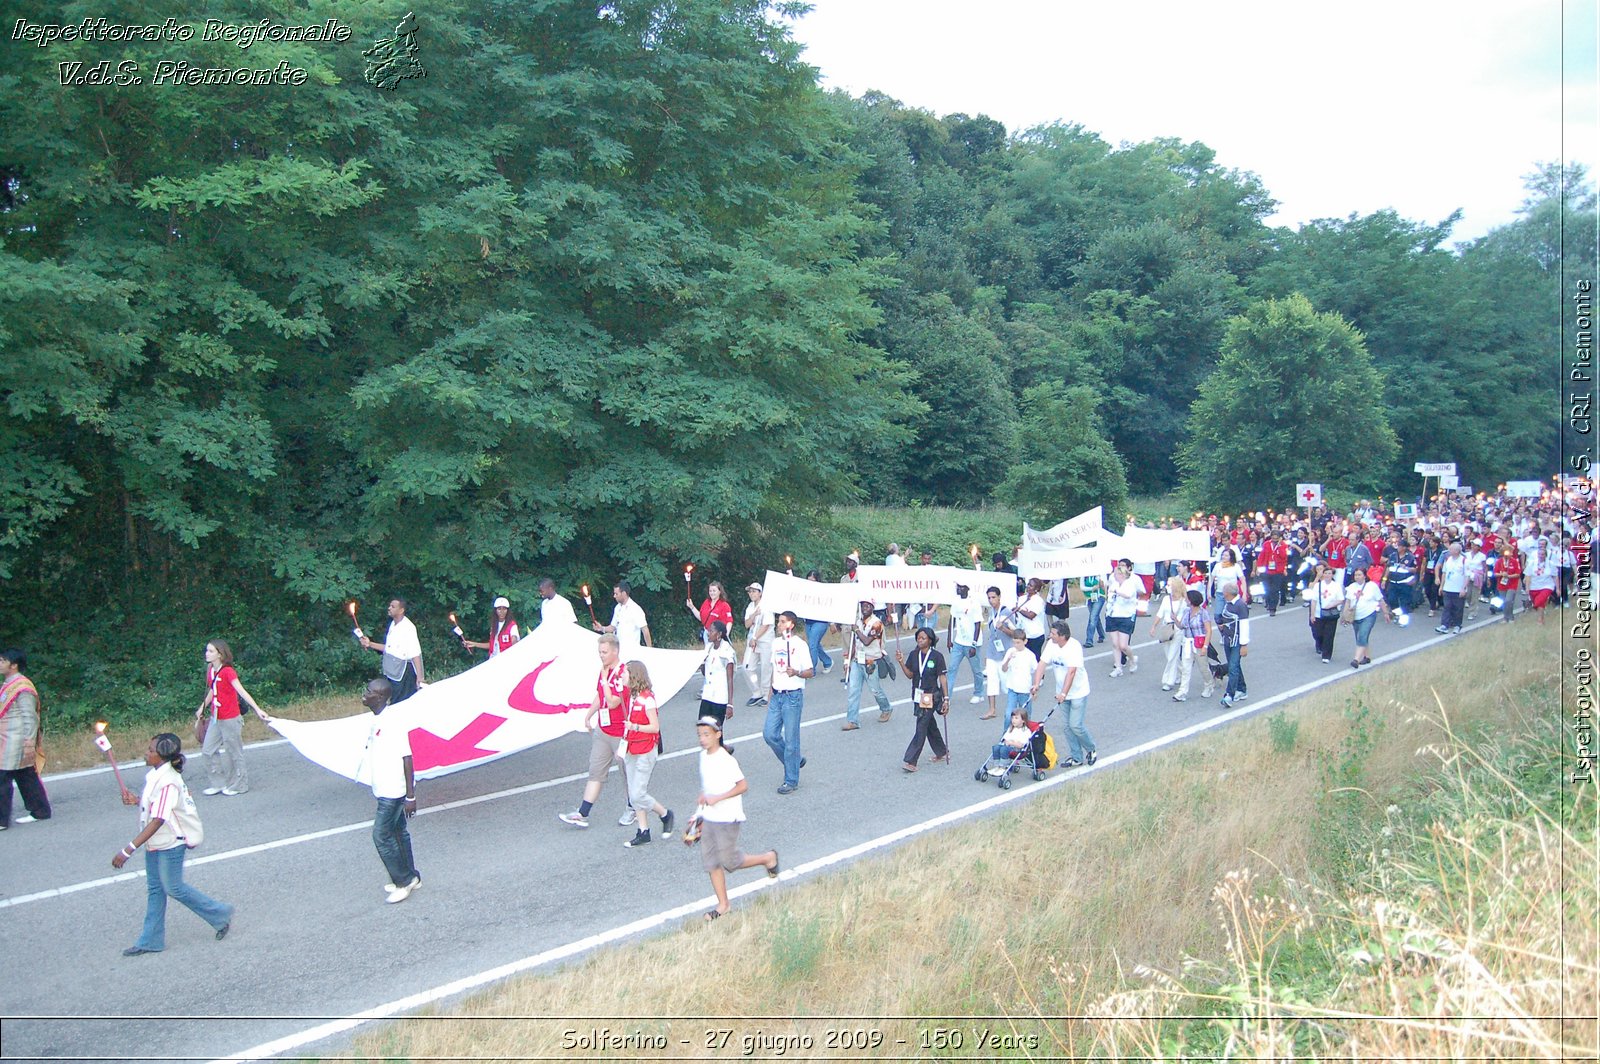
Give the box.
[347,601,365,642]
[785,554,793,577]
[581,584,598,626]
[449,611,464,638]
[93,722,135,802]
[970,544,980,570]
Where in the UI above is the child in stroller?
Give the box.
[974,704,1054,788]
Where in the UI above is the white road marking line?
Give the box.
[204,618,1488,1063]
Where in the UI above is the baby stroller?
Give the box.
[973,701,1058,789]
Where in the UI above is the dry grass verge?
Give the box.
[326,622,1584,1062]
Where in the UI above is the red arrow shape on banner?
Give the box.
[506,657,589,716]
[408,713,506,772]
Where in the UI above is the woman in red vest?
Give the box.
[462,597,520,657]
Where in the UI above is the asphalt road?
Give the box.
[0,602,1500,1063]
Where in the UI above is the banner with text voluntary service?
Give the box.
[1505,480,1544,498]
[1021,506,1104,549]
[1295,483,1323,508]
[1017,544,1118,579]
[1115,525,1213,564]
[268,621,706,783]
[1415,462,1457,476]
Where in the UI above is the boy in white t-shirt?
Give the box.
[694,717,779,922]
[998,630,1038,721]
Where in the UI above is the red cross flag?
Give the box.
[269,621,706,782]
[1296,483,1323,507]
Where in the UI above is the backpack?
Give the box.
[168,777,205,849]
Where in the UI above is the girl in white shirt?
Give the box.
[1210,549,1246,612]
[694,718,778,921]
[1151,575,1186,691]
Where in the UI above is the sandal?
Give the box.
[901,762,918,773]
[768,851,780,879]
[704,909,725,922]
[978,712,996,720]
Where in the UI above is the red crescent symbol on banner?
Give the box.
[408,713,506,772]
[506,657,590,716]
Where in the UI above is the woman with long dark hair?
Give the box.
[462,597,520,657]
[112,734,233,955]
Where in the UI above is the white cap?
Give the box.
[493,596,511,608]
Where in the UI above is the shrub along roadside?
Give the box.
[326,621,1579,1062]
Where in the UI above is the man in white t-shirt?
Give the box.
[763,611,813,794]
[360,598,425,703]
[1434,541,1468,634]
[537,578,578,627]
[948,584,985,704]
[1032,619,1096,768]
[595,581,652,649]
[355,677,421,903]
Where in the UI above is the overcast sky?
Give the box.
[784,0,1597,244]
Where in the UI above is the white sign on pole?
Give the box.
[1505,480,1544,498]
[1439,474,1459,490]
[1115,526,1213,564]
[1454,486,1473,495]
[1414,462,1457,476]
[1394,503,1419,518]
[1021,506,1104,549]
[1294,483,1323,507]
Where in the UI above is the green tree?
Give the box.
[997,381,1128,526]
[1179,295,1397,509]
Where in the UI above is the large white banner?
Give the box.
[759,570,862,624]
[1115,526,1213,564]
[1505,480,1544,498]
[269,622,706,782]
[1021,506,1104,549]
[1415,462,1457,476]
[1017,544,1116,579]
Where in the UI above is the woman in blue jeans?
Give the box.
[803,570,833,674]
[111,734,233,955]
[1079,575,1106,647]
[1342,567,1391,668]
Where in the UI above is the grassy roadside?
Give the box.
[323,621,1588,1061]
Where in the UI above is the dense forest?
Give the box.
[0,0,1589,718]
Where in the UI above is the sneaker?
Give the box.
[746,696,761,706]
[1322,657,1331,663]
[1235,691,1247,702]
[1219,696,1234,708]
[1451,627,1461,635]
[624,830,652,848]
[386,876,420,904]
[659,809,675,839]
[1128,655,1139,673]
[841,722,860,731]
[1061,757,1082,768]
[1084,750,1098,766]
[822,661,833,674]
[1161,684,1172,692]
[799,757,807,770]
[14,814,37,824]
[969,695,983,704]
[1171,694,1187,702]
[756,697,769,706]
[557,811,590,828]
[1201,685,1214,699]
[383,875,422,895]
[619,808,637,826]
[203,787,223,796]
[776,782,797,795]
[1434,625,1448,633]
[221,787,245,796]
[1109,666,1123,678]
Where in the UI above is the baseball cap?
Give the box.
[493,596,511,608]
[746,582,762,593]
[696,716,722,731]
